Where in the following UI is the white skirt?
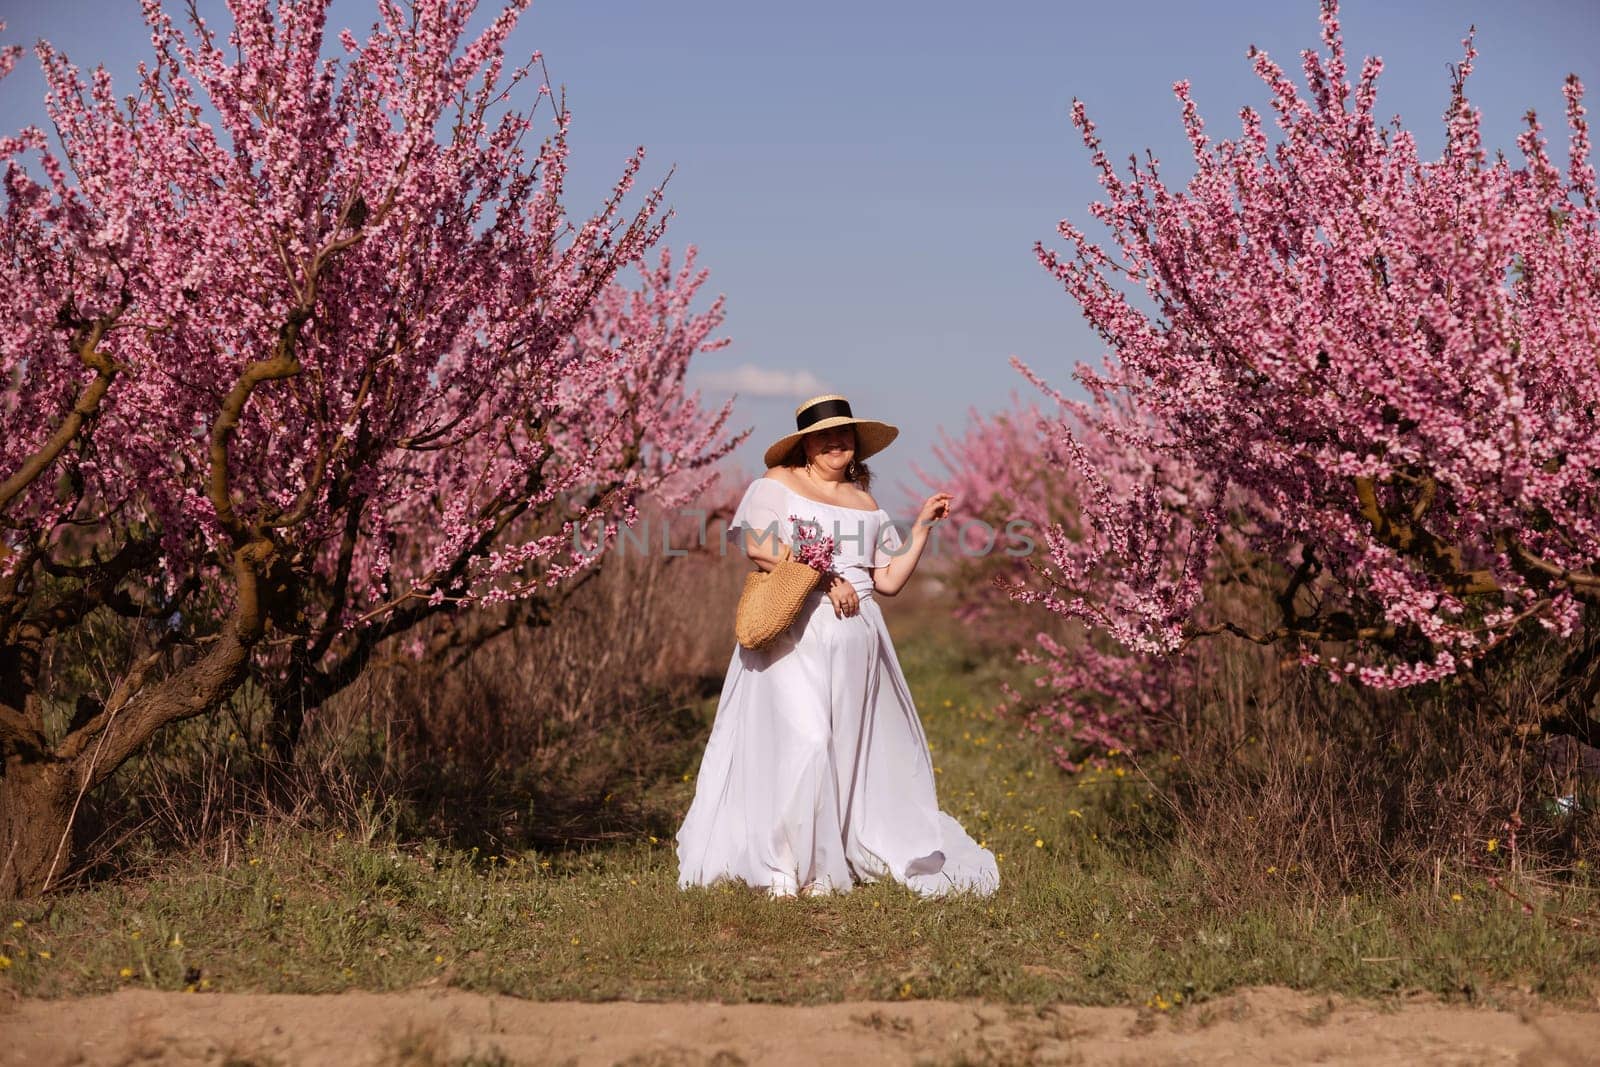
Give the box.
[675,585,999,897]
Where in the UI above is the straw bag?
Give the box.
[735,542,826,651]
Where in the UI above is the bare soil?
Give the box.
[4,986,1599,1065]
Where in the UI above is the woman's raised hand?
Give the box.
[917,492,954,528]
[825,574,859,618]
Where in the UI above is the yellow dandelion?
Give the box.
[1067,809,1083,819]
[898,981,913,997]
[648,835,658,844]
[119,966,134,979]
[1034,839,1044,848]
[37,950,51,960]
[248,857,261,867]
[1450,893,1463,902]
[0,955,11,970]
[942,699,953,708]
[1113,768,1126,778]
[1486,838,1499,853]
[434,955,444,965]
[681,773,691,782]
[1092,932,1101,940]
[9,920,21,929]
[130,931,142,940]
[1266,866,1278,874]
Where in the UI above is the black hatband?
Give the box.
[796,397,852,430]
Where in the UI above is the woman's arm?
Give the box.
[870,532,923,597]
[741,524,790,573]
[731,476,794,573]
[872,492,952,597]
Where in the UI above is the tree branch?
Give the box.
[0,313,122,516]
[0,703,47,761]
[1352,475,1499,595]
[208,323,305,543]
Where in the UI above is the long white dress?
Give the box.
[675,475,1000,897]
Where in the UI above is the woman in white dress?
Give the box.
[675,394,1000,898]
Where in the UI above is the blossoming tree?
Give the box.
[1015,0,1600,735]
[0,0,740,897]
[921,395,1204,768]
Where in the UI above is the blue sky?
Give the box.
[1,0,1594,511]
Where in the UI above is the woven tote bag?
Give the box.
[734,545,825,651]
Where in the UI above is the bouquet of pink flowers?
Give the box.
[788,516,838,572]
[733,516,839,651]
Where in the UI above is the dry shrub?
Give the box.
[63,499,750,877]
[1152,632,1599,902]
[331,515,745,850]
[942,517,1600,894]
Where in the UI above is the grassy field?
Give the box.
[3,618,1598,1013]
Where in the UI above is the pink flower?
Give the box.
[788,515,838,572]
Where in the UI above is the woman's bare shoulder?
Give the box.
[767,466,877,509]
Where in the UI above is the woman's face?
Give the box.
[803,424,856,472]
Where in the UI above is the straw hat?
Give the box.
[762,394,899,469]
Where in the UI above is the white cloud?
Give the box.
[696,364,829,399]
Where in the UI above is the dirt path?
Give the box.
[3,986,1597,1065]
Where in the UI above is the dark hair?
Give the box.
[780,428,873,491]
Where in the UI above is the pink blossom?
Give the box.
[0,1,744,820]
[1010,0,1600,693]
[788,515,839,572]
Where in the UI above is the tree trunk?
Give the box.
[0,611,261,899]
[0,759,74,899]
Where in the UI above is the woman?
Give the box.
[675,393,999,898]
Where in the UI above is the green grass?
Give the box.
[3,629,1598,1010]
